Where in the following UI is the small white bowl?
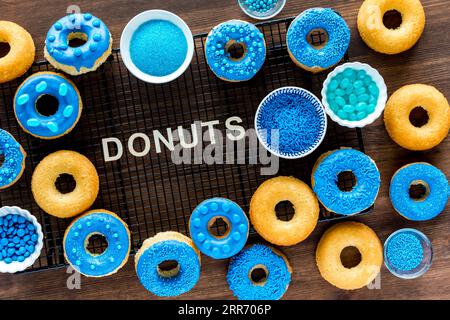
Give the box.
[0,206,43,273]
[120,10,194,84]
[321,62,387,128]
[238,0,286,20]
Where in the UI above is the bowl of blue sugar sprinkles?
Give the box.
[120,10,194,84]
[238,0,286,20]
[384,228,433,280]
[255,86,327,159]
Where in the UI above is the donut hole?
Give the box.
[409,180,430,201]
[337,171,357,192]
[409,106,429,128]
[157,260,180,278]
[68,32,88,48]
[55,173,76,194]
[306,29,329,49]
[207,216,231,239]
[383,10,403,30]
[340,246,362,269]
[0,42,11,58]
[35,94,59,117]
[249,264,268,286]
[275,201,295,221]
[86,233,108,256]
[225,41,247,61]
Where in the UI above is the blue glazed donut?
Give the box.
[44,13,112,75]
[227,244,292,300]
[14,72,82,140]
[205,20,266,82]
[135,232,201,297]
[287,8,350,72]
[312,148,380,215]
[189,198,249,259]
[0,129,26,189]
[390,163,449,221]
[63,210,130,277]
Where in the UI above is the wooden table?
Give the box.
[0,0,448,300]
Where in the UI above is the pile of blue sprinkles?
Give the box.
[242,0,279,13]
[386,231,424,272]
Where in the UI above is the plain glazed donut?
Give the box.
[31,150,99,218]
[250,176,319,246]
[357,0,425,54]
[316,222,383,290]
[0,21,35,84]
[384,84,449,151]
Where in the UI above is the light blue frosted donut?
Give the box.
[227,244,291,300]
[312,149,380,215]
[0,129,26,189]
[287,8,350,71]
[390,163,449,221]
[14,72,82,139]
[189,198,249,259]
[205,20,266,81]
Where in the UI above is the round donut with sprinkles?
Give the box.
[0,129,26,189]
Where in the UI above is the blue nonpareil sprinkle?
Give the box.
[130,20,188,77]
[386,232,424,271]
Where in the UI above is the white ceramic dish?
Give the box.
[238,0,286,20]
[120,10,194,84]
[321,62,387,128]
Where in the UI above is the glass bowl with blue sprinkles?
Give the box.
[321,62,387,128]
[238,0,286,20]
[0,206,43,273]
[384,228,433,280]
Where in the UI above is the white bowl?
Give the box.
[321,62,387,128]
[238,0,286,20]
[0,206,43,273]
[120,10,194,84]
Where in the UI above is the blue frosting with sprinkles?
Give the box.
[136,238,201,297]
[0,129,25,189]
[14,72,81,139]
[45,13,111,72]
[287,8,350,70]
[227,244,291,300]
[205,20,266,81]
[64,211,130,277]
[190,198,249,259]
[312,149,380,215]
[390,163,449,221]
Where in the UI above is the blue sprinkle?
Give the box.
[386,232,424,271]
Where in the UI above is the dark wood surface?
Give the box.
[0,0,448,300]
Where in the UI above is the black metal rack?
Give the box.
[0,17,369,273]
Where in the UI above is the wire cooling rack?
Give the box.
[0,17,370,272]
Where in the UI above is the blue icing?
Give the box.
[136,239,200,297]
[190,198,249,259]
[64,212,130,277]
[390,163,449,221]
[312,149,380,215]
[287,8,350,69]
[45,13,111,72]
[14,73,81,138]
[205,20,266,81]
[227,244,291,300]
[0,129,25,189]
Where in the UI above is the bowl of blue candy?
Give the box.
[238,0,286,20]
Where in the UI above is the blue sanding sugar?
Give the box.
[386,232,424,272]
[130,20,188,77]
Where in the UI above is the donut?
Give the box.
[316,222,383,290]
[384,84,449,151]
[205,20,266,82]
[227,244,292,300]
[14,72,82,139]
[286,8,350,73]
[63,209,130,277]
[0,21,35,84]
[357,0,425,55]
[135,231,201,297]
[312,148,381,215]
[250,176,319,246]
[44,13,112,76]
[189,198,249,259]
[31,150,99,218]
[390,163,449,221]
[0,129,26,189]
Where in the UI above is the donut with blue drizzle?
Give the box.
[287,8,350,73]
[390,163,449,221]
[14,72,82,139]
[205,20,266,82]
[135,232,201,297]
[189,198,249,259]
[63,209,130,277]
[227,244,292,300]
[0,129,26,189]
[44,13,112,75]
[312,148,380,215]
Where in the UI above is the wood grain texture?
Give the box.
[0,0,449,300]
